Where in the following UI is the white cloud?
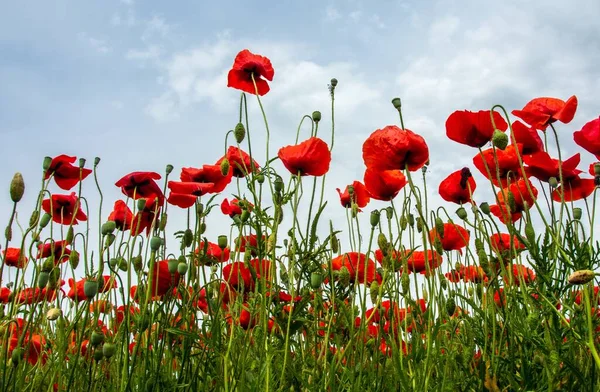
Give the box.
[77,32,112,54]
[126,45,162,61]
[145,92,179,122]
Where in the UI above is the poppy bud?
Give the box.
[330,235,339,254]
[446,296,456,317]
[104,233,116,248]
[11,348,23,365]
[159,213,168,231]
[274,177,284,193]
[338,266,350,286]
[69,251,80,269]
[351,203,359,218]
[568,270,595,285]
[370,281,380,303]
[4,226,11,241]
[407,213,415,227]
[234,123,246,143]
[137,198,146,211]
[48,268,60,289]
[240,209,250,223]
[330,78,338,87]
[256,174,265,184]
[435,217,444,238]
[39,213,51,229]
[506,192,516,213]
[220,158,230,176]
[109,258,118,269]
[101,221,116,236]
[38,271,50,288]
[312,111,321,123]
[385,207,394,221]
[47,308,62,321]
[525,222,536,245]
[119,258,128,272]
[150,236,163,251]
[573,207,582,220]
[66,226,74,244]
[94,157,101,167]
[274,205,284,224]
[177,262,188,275]
[42,156,52,172]
[9,173,24,203]
[183,229,193,248]
[29,210,39,228]
[377,233,389,255]
[218,235,228,250]
[370,210,380,227]
[548,177,558,189]
[199,222,206,234]
[440,277,447,290]
[310,272,323,289]
[165,164,174,175]
[132,255,143,272]
[90,331,105,346]
[456,207,468,220]
[42,256,55,272]
[433,238,444,255]
[102,343,116,359]
[391,97,401,109]
[492,130,508,150]
[479,202,491,215]
[401,273,410,294]
[84,280,99,299]
[416,217,423,233]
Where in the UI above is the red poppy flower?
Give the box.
[428,223,470,253]
[42,192,87,225]
[235,234,264,256]
[403,250,443,274]
[196,241,230,265]
[16,287,57,304]
[277,137,331,176]
[115,305,140,326]
[473,144,523,187]
[221,198,253,218]
[216,146,260,178]
[504,264,536,286]
[363,125,429,172]
[131,197,161,236]
[512,96,578,131]
[150,260,182,297]
[37,240,71,263]
[3,248,27,268]
[167,181,214,208]
[438,167,476,204]
[573,116,600,160]
[44,155,92,190]
[249,258,272,281]
[115,171,164,203]
[448,265,488,283]
[445,110,508,148]
[227,49,274,96]
[493,288,506,307]
[551,176,596,202]
[108,200,134,231]
[336,181,371,209]
[489,233,525,259]
[0,287,11,303]
[66,276,117,302]
[331,252,381,285]
[223,261,254,292]
[363,168,407,201]
[524,152,582,182]
[8,334,47,365]
[180,164,233,193]
[490,178,538,223]
[511,121,543,154]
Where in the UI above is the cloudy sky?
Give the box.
[1,0,599,278]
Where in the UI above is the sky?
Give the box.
[1,0,599,284]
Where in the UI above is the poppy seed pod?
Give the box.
[102,343,116,358]
[234,123,246,143]
[573,207,582,220]
[456,207,468,220]
[479,202,491,215]
[274,177,284,192]
[9,173,24,203]
[42,156,53,171]
[136,198,146,211]
[94,157,101,167]
[69,251,80,269]
[391,97,401,109]
[312,111,321,122]
[218,235,228,250]
[594,163,600,176]
[492,130,508,150]
[165,164,174,175]
[310,272,323,289]
[177,262,188,275]
[90,331,105,346]
[101,221,117,236]
[220,158,230,176]
[78,158,86,168]
[84,280,99,299]
[330,78,338,87]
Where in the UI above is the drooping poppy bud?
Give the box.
[10,173,24,203]
[234,123,246,143]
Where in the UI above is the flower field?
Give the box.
[1,49,599,391]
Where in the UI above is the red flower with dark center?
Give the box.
[428,223,470,253]
[227,49,274,96]
[37,240,71,263]
[108,200,134,231]
[362,125,429,172]
[150,260,182,297]
[196,241,230,265]
[504,264,536,286]
[115,171,164,203]
[403,250,443,274]
[216,146,259,178]
[363,168,407,201]
[524,152,582,182]
[221,198,253,218]
[336,181,371,209]
[42,192,87,225]
[512,96,578,131]
[331,252,381,285]
[223,262,254,292]
[551,176,596,202]
[180,164,233,193]
[573,116,600,160]
[278,137,331,176]
[445,110,508,148]
[44,155,92,190]
[489,233,525,259]
[3,248,27,268]
[438,167,476,204]
[167,181,214,208]
[490,178,538,223]
[473,144,523,187]
[511,121,544,154]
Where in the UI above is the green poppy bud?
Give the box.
[407,213,415,227]
[446,296,456,317]
[137,198,146,211]
[66,226,74,244]
[594,163,600,176]
[433,238,444,255]
[220,158,230,176]
[177,262,188,275]
[416,217,423,233]
[218,235,228,250]
[69,251,80,269]
[104,234,116,248]
[38,271,50,288]
[330,235,339,254]
[102,343,116,358]
[132,255,143,272]
[391,97,401,109]
[573,207,582,220]
[48,268,61,289]
[11,348,23,365]
[370,210,380,227]
[199,222,206,234]
[183,229,194,248]
[84,280,98,299]
[274,177,284,192]
[42,156,52,172]
[370,281,380,303]
[109,257,118,269]
[150,236,163,251]
[400,215,407,230]
[42,256,55,272]
[401,273,410,294]
[330,78,338,87]
[4,226,11,241]
[312,111,321,122]
[234,123,246,143]
[479,202,491,215]
[118,258,128,272]
[46,308,62,321]
[435,217,444,237]
[385,207,394,221]
[338,266,350,286]
[492,130,508,150]
[548,177,558,188]
[9,173,25,203]
[101,221,117,236]
[240,209,250,223]
[456,207,468,220]
[40,213,51,229]
[165,164,174,175]
[310,272,323,289]
[525,222,536,245]
[256,174,265,184]
[159,213,168,231]
[29,210,39,228]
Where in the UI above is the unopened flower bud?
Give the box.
[220,158,230,176]
[479,202,491,215]
[407,213,415,227]
[9,173,24,203]
[446,296,456,317]
[573,207,582,220]
[94,157,101,167]
[165,164,174,175]
[29,210,39,228]
[435,217,444,237]
[492,130,508,150]
[38,271,50,288]
[312,111,321,123]
[177,262,188,275]
[42,156,52,172]
[274,177,284,193]
[385,207,394,221]
[256,174,265,184]
[370,281,380,303]
[136,198,146,211]
[401,273,410,294]
[150,236,162,251]
[101,221,117,236]
[416,217,423,233]
[46,308,62,321]
[456,207,468,220]
[310,272,323,289]
[66,226,74,244]
[568,270,595,285]
[330,78,338,87]
[391,98,401,109]
[370,210,380,227]
[69,251,80,269]
[218,235,228,250]
[78,158,86,168]
[330,235,339,254]
[234,123,246,143]
[338,266,350,286]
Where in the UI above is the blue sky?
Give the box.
[1,0,599,276]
